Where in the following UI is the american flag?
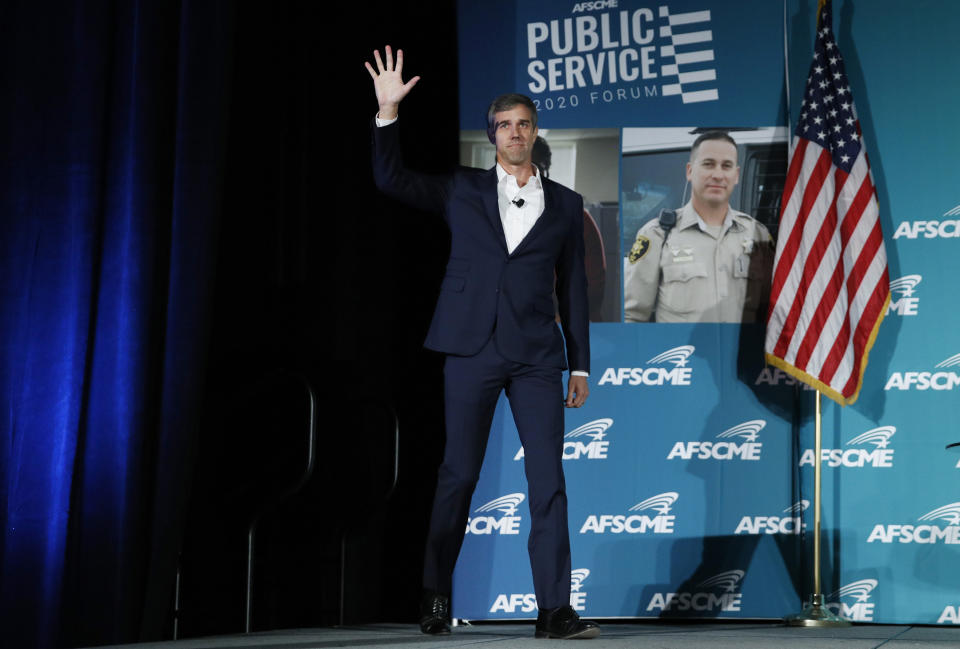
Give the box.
[764,0,890,406]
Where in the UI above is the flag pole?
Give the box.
[785,390,849,627]
[772,0,888,625]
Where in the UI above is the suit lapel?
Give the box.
[509,176,556,257]
[479,167,509,253]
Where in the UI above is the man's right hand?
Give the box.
[365,45,420,121]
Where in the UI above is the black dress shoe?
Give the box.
[535,605,600,639]
[419,590,451,635]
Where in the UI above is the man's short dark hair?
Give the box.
[486,93,538,144]
[690,130,738,161]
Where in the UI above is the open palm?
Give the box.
[365,45,420,119]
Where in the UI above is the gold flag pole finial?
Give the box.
[817,0,828,27]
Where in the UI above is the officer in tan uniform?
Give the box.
[623,131,774,323]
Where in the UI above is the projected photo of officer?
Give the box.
[621,127,786,323]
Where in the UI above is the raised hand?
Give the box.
[365,45,420,121]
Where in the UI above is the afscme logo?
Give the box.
[754,367,815,389]
[646,569,745,613]
[825,579,877,621]
[799,426,896,468]
[892,206,960,239]
[571,0,618,12]
[490,568,591,613]
[885,354,960,391]
[466,493,524,536]
[867,502,960,544]
[580,491,678,534]
[886,274,921,316]
[667,420,765,461]
[514,418,613,461]
[734,500,808,535]
[598,345,694,386]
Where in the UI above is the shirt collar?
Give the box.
[679,202,742,232]
[496,162,541,189]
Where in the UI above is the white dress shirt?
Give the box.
[496,164,544,254]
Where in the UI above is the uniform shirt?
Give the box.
[623,202,774,323]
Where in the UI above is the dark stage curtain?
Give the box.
[1,0,461,645]
[0,1,232,646]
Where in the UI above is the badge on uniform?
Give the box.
[628,235,650,263]
[742,239,755,254]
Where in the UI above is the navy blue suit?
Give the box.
[372,120,590,609]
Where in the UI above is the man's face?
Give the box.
[686,139,739,208]
[493,104,538,168]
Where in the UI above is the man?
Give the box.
[365,46,598,639]
[623,131,774,323]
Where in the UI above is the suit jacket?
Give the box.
[372,120,589,372]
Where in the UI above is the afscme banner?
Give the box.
[452,0,960,626]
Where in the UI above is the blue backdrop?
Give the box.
[453,0,960,625]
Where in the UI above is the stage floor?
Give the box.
[92,621,960,649]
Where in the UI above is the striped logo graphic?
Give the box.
[889,275,922,297]
[697,570,745,593]
[784,500,810,515]
[918,502,960,526]
[629,492,679,515]
[658,6,718,103]
[571,568,591,592]
[847,426,895,449]
[829,579,877,603]
[647,345,695,367]
[474,493,525,516]
[715,420,766,442]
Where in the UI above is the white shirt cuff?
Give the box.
[571,371,589,377]
[375,113,398,127]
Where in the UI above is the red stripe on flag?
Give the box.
[821,307,851,387]
[841,264,889,398]
[817,173,876,384]
[767,139,811,317]
[793,189,843,370]
[837,174,878,293]
[826,218,884,389]
[771,149,834,360]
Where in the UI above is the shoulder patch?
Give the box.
[628,235,651,264]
